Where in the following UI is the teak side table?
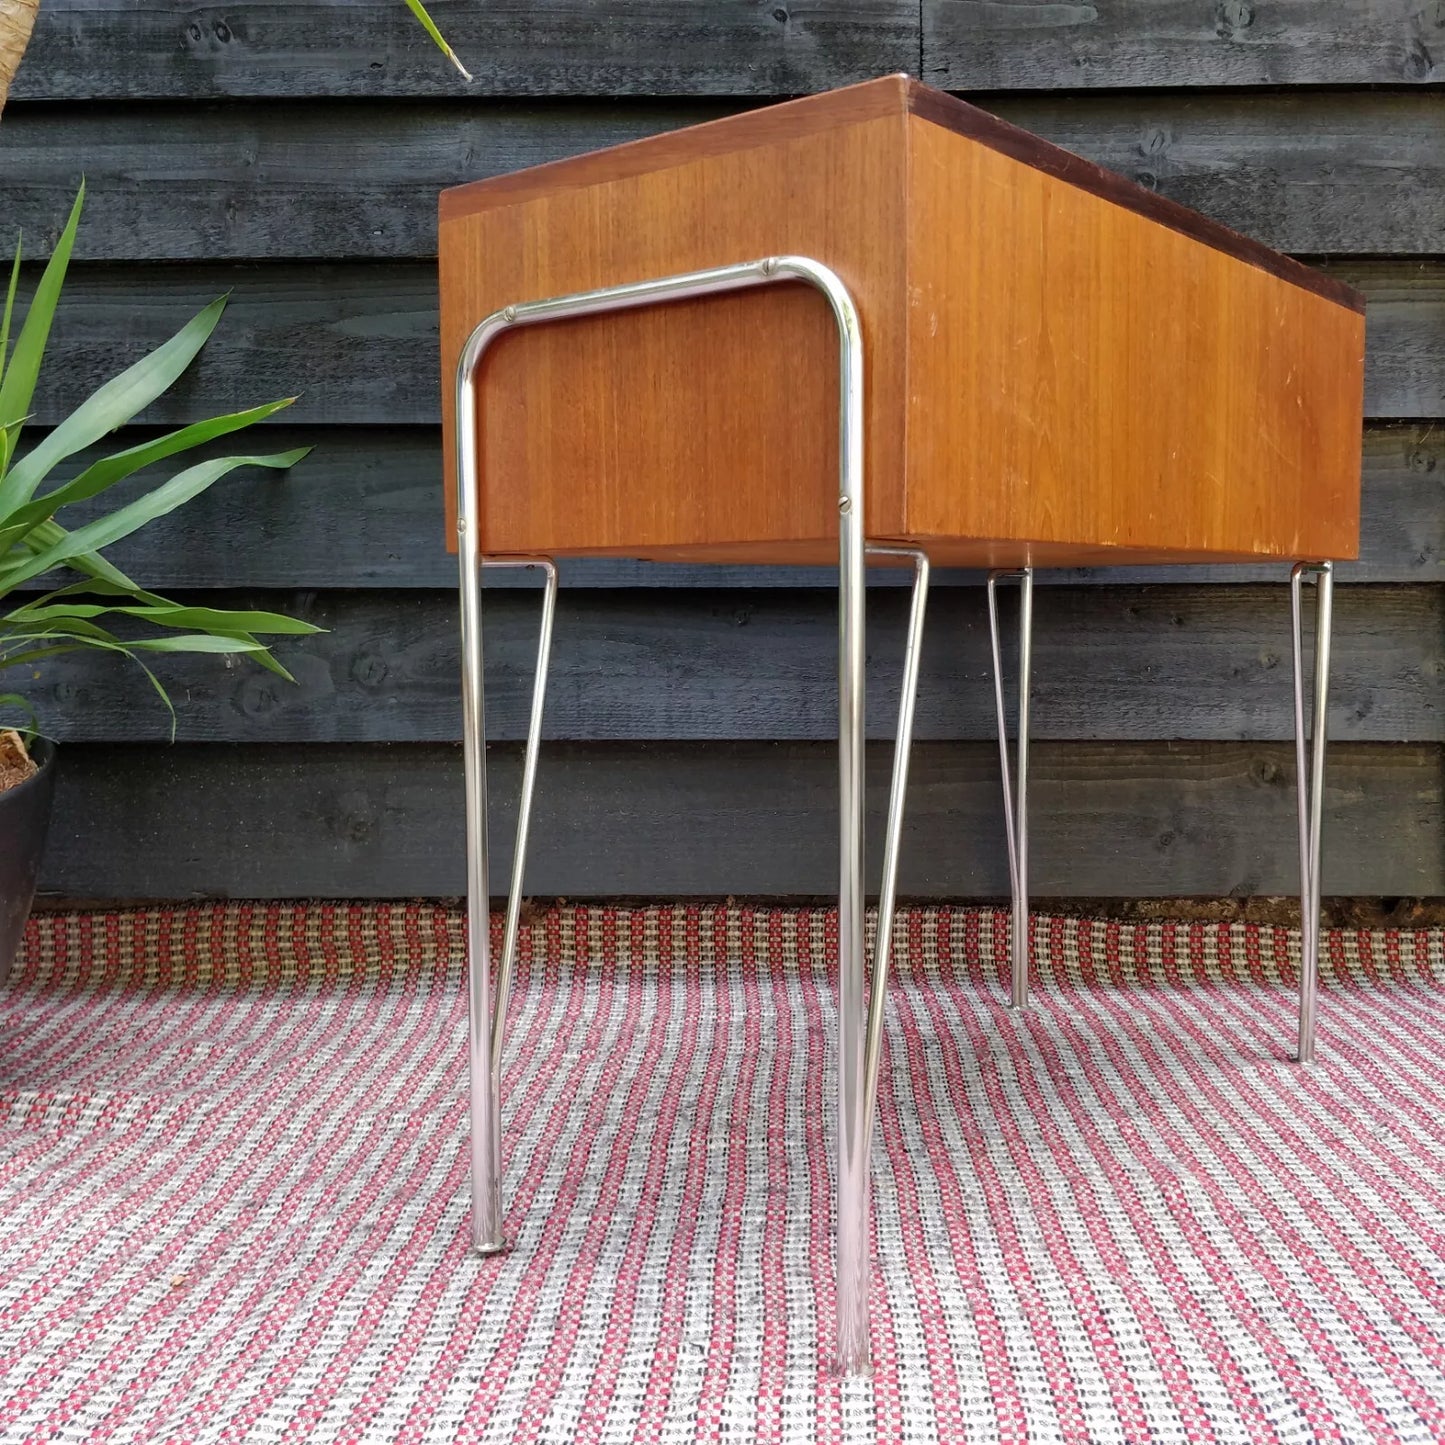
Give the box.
[438,75,1366,1376]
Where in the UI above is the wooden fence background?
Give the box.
[4,1,1442,900]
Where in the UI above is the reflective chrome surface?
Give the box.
[1291,560,1334,1064]
[860,545,930,1159]
[487,559,558,1090]
[455,257,879,1374]
[987,567,1034,1010]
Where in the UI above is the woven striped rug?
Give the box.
[2,904,1443,1443]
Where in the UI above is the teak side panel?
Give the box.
[901,115,1366,563]
[439,109,910,561]
[440,76,1365,565]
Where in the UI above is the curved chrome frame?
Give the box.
[455,257,928,1377]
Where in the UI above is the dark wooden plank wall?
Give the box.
[4,2,1442,900]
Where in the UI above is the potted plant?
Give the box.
[0,185,318,981]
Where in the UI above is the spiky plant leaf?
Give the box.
[0,183,83,463]
[403,0,471,79]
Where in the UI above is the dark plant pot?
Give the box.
[1,738,56,987]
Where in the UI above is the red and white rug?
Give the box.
[2,904,1444,1443]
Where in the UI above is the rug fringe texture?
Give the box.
[2,904,1444,1443]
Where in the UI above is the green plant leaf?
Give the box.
[0,692,38,732]
[0,294,235,510]
[0,622,178,734]
[2,618,135,656]
[17,525,169,603]
[9,574,163,609]
[0,183,316,730]
[125,633,269,654]
[122,604,322,636]
[3,573,303,687]
[3,615,137,648]
[0,637,113,668]
[0,183,84,465]
[0,235,22,396]
[403,0,472,79]
[235,641,296,683]
[7,599,321,636]
[1,411,33,479]
[0,448,309,595]
[0,398,297,551]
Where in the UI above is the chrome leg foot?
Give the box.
[987,568,1034,1010]
[1291,561,1333,1065]
[458,548,558,1252]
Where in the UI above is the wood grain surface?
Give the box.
[24,424,1440,591]
[5,94,1442,262]
[12,1,919,100]
[439,91,912,560]
[11,1,1437,99]
[41,741,1445,899]
[19,585,1442,745]
[12,260,1438,426]
[924,0,1444,91]
[439,78,1364,566]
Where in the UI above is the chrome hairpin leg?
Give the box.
[455,256,877,1374]
[860,545,930,1157]
[1291,561,1333,1064]
[830,294,872,1382]
[987,567,1034,1009]
[837,543,931,1380]
[457,550,557,1252]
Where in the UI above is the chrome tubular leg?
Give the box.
[987,567,1034,1009]
[456,491,503,1251]
[861,545,930,1154]
[453,254,871,1369]
[1291,561,1333,1064]
[833,294,870,1379]
[459,551,554,1254]
[486,559,559,1092]
[456,554,557,1255]
[456,296,560,1254]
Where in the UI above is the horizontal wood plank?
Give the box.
[35,423,1440,591]
[12,261,1441,428]
[3,94,1442,260]
[14,1,1441,98]
[19,585,1443,745]
[13,1,920,101]
[40,741,1445,899]
[1343,259,1445,421]
[924,0,1444,90]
